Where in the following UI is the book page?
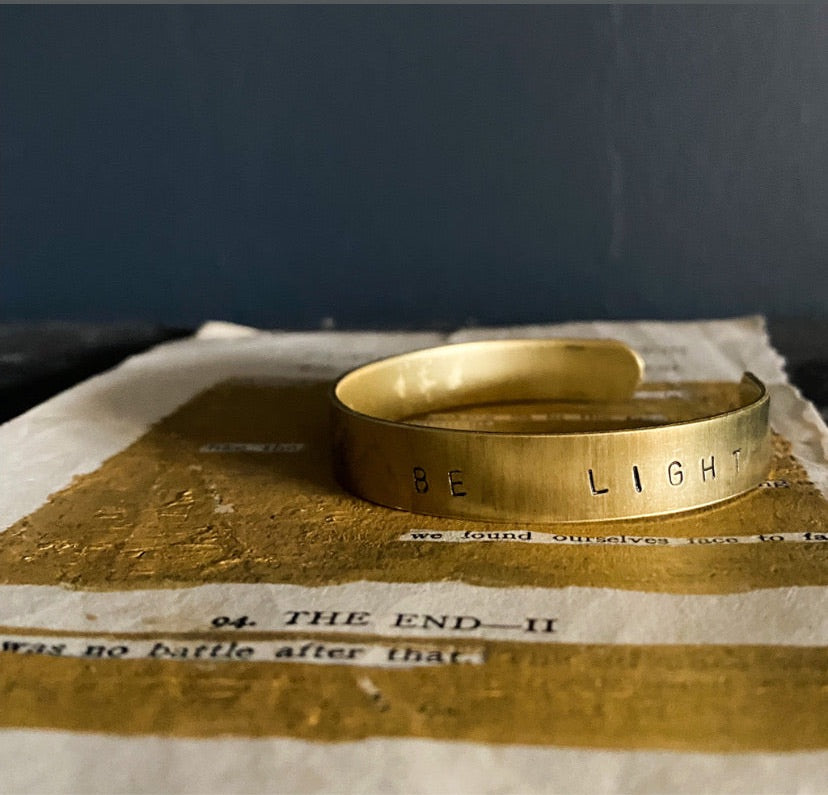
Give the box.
[0,317,825,793]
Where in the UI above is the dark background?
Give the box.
[3,4,827,329]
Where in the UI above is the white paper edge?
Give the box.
[0,731,825,795]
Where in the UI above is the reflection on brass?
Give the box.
[0,381,825,593]
[331,339,772,522]
[0,639,824,750]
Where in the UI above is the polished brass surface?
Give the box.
[331,339,772,522]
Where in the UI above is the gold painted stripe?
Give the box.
[0,382,825,593]
[0,640,824,751]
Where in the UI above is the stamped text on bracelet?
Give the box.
[411,449,744,499]
[330,339,770,520]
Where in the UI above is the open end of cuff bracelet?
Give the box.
[330,339,772,523]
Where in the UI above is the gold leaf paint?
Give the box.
[0,381,825,593]
[0,640,824,750]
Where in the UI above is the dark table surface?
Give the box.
[1,320,827,426]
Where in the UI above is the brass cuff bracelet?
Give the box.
[330,339,772,523]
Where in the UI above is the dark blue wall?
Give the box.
[3,5,827,327]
